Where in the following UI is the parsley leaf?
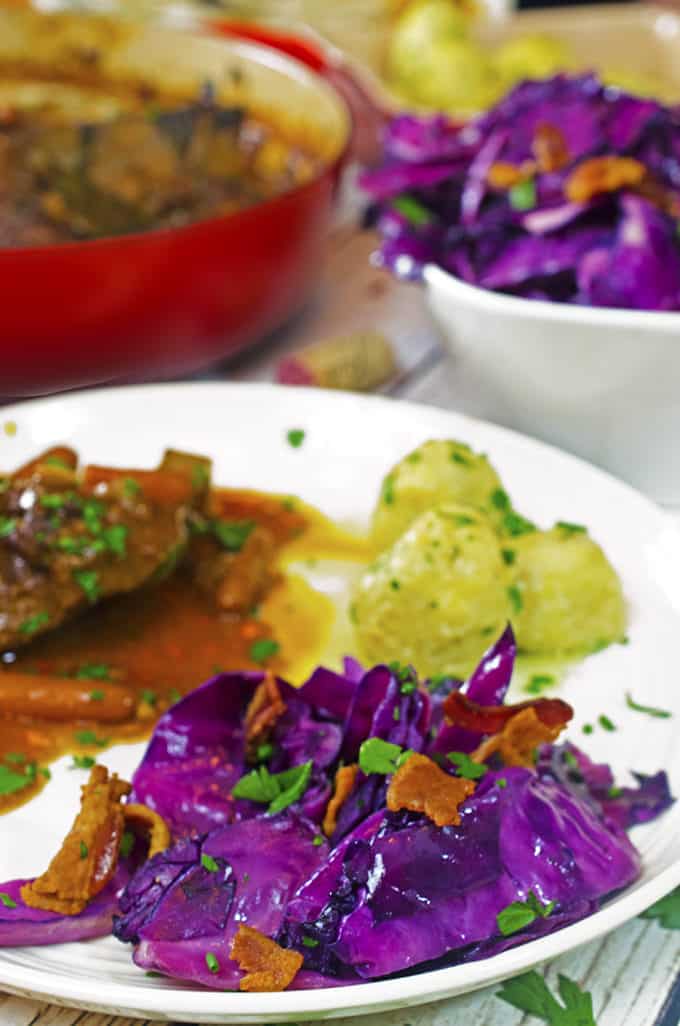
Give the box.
[446,751,488,780]
[205,951,220,974]
[73,569,100,603]
[0,892,17,909]
[79,841,89,859]
[201,853,219,873]
[90,690,105,701]
[70,755,96,770]
[641,887,680,929]
[0,517,16,538]
[0,765,32,796]
[598,714,616,732]
[358,737,403,775]
[497,971,596,1025]
[497,891,555,936]
[212,519,254,552]
[18,611,49,635]
[502,510,537,537]
[286,429,306,448]
[509,179,537,211]
[231,761,313,815]
[556,521,587,537]
[526,674,556,695]
[120,831,135,859]
[507,584,523,614]
[76,663,111,681]
[392,195,432,226]
[74,730,109,748]
[103,524,128,557]
[249,638,280,664]
[625,692,672,719]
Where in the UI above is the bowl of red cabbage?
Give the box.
[361,74,680,502]
[0,627,674,1002]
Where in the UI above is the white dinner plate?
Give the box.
[0,382,679,1023]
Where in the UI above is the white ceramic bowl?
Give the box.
[425,265,680,504]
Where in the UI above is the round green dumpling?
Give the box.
[509,523,627,655]
[371,439,505,551]
[352,503,512,678]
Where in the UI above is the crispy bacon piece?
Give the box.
[565,156,646,203]
[322,763,358,837]
[21,766,131,915]
[443,691,573,733]
[532,123,570,173]
[472,707,564,767]
[386,753,476,828]
[487,160,535,189]
[231,924,303,992]
[123,803,171,858]
[244,673,286,755]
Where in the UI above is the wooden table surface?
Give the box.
[1,221,679,1026]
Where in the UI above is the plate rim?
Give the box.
[0,380,678,1021]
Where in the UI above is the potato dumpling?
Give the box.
[353,503,512,677]
[371,439,504,551]
[509,524,627,655]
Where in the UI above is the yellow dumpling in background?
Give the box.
[509,524,627,655]
[371,439,504,551]
[353,503,511,677]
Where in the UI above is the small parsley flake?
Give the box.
[250,639,280,664]
[205,952,220,974]
[0,892,17,909]
[286,429,306,448]
[201,853,219,873]
[598,714,616,732]
[79,841,88,859]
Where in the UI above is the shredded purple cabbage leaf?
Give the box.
[0,625,674,992]
[361,74,680,310]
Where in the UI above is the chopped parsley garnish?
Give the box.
[40,767,51,781]
[525,674,556,695]
[312,835,325,847]
[507,584,523,614]
[286,428,306,448]
[450,448,470,466]
[582,723,594,735]
[598,714,616,732]
[444,512,475,526]
[497,777,507,789]
[140,689,157,707]
[71,755,96,770]
[205,951,220,974]
[76,663,111,681]
[73,569,100,603]
[0,892,17,909]
[74,730,109,748]
[103,524,128,557]
[446,751,488,780]
[256,743,273,762]
[19,611,49,635]
[212,519,254,552]
[556,520,587,536]
[79,841,88,860]
[168,688,182,705]
[0,765,32,796]
[501,548,516,566]
[625,692,672,719]
[45,456,71,469]
[640,887,680,929]
[392,194,432,226]
[40,492,67,509]
[281,497,297,513]
[490,488,511,511]
[123,477,141,498]
[502,511,536,537]
[249,638,280,664]
[201,853,219,873]
[497,971,596,1025]
[497,891,555,936]
[509,178,537,211]
[393,707,401,722]
[0,517,16,538]
[231,760,313,814]
[358,738,414,776]
[382,474,396,506]
[56,536,89,555]
[120,831,135,858]
[302,936,319,948]
[5,752,24,764]
[390,579,400,591]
